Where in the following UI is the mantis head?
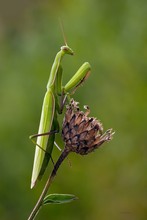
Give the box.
[61,45,74,55]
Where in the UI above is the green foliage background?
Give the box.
[0,0,147,219]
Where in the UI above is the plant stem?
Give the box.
[27,148,69,220]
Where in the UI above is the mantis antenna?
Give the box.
[59,18,68,46]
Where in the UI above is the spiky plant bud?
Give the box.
[62,99,114,155]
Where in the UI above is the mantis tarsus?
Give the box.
[30,44,91,188]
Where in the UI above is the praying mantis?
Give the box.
[30,41,91,189]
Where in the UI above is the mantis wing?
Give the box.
[31,89,55,188]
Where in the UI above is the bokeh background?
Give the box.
[0,0,147,219]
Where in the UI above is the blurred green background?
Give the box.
[0,0,147,219]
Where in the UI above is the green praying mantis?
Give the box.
[30,40,91,189]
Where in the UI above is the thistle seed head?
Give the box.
[62,99,114,155]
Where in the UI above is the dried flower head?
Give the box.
[62,99,114,155]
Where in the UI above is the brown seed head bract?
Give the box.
[62,99,114,155]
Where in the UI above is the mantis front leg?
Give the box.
[58,62,91,113]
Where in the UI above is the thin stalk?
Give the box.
[28,148,69,220]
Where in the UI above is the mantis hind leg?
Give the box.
[30,130,58,164]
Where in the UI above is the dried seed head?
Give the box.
[62,99,114,155]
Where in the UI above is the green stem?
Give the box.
[28,148,69,220]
